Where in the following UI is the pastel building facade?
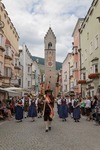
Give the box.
[72,18,84,95]
[62,53,72,94]
[80,0,100,97]
[0,2,20,100]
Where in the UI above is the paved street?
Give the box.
[0,109,100,150]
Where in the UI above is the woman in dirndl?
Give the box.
[15,99,23,122]
[28,97,37,121]
[73,97,81,122]
[59,95,68,122]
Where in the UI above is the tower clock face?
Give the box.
[48,61,53,67]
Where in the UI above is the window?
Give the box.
[87,32,89,40]
[81,53,84,64]
[65,75,67,80]
[28,81,30,87]
[95,35,99,49]
[65,85,67,90]
[0,34,3,45]
[15,58,19,66]
[90,42,93,54]
[93,64,98,73]
[81,73,86,80]
[4,67,12,77]
[74,47,77,53]
[71,82,74,88]
[84,49,87,60]
[28,67,30,73]
[70,68,73,76]
[48,42,52,49]
[74,62,78,69]
[74,80,77,86]
[5,46,12,57]
[0,62,2,75]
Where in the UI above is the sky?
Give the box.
[3,0,93,62]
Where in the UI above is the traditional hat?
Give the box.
[45,89,52,95]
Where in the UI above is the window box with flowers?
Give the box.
[88,73,100,79]
[78,80,86,84]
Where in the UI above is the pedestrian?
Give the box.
[38,95,44,118]
[28,97,37,122]
[85,96,91,121]
[91,95,97,120]
[94,86,100,125]
[73,96,81,122]
[24,97,29,118]
[68,97,74,118]
[59,95,68,122]
[57,95,61,115]
[80,97,85,116]
[15,99,23,122]
[43,89,54,132]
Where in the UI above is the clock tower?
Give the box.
[44,27,56,95]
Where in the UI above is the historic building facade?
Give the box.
[19,45,41,96]
[62,53,72,94]
[72,18,84,95]
[0,1,20,100]
[44,27,56,95]
[80,0,100,97]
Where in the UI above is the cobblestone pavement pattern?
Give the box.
[0,108,100,150]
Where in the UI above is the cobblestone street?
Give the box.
[0,109,100,150]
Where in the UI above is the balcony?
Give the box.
[78,80,86,84]
[4,55,12,60]
[0,45,5,52]
[14,65,21,70]
[88,73,100,79]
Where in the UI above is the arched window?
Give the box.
[48,42,52,49]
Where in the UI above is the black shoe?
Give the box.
[49,127,51,130]
[65,119,66,121]
[45,129,48,132]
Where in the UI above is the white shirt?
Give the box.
[85,99,91,108]
[57,99,61,105]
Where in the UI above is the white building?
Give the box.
[62,53,72,94]
[19,45,33,94]
[31,60,41,95]
[19,45,41,95]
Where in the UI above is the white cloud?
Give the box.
[3,0,93,62]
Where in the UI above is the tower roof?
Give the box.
[44,27,56,39]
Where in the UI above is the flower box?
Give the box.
[88,73,100,79]
[78,80,86,84]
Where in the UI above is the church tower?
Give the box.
[44,27,56,95]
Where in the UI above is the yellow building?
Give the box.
[0,1,20,100]
[80,0,100,97]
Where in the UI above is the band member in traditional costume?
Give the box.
[73,96,81,122]
[28,97,37,121]
[15,98,23,122]
[59,95,68,121]
[43,90,54,132]
[24,97,29,118]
